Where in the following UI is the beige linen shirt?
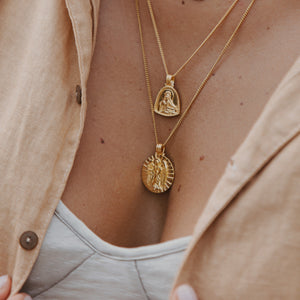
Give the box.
[0,1,299,299]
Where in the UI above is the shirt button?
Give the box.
[76,85,82,104]
[19,231,39,250]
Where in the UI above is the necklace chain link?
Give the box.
[136,0,256,147]
[147,0,241,78]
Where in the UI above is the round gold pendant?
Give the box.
[154,75,180,117]
[142,144,175,193]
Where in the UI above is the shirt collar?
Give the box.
[182,54,300,266]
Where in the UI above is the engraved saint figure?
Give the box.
[142,152,174,193]
[146,156,168,193]
[158,90,178,116]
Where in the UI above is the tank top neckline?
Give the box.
[56,200,192,261]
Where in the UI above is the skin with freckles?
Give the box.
[61,0,300,248]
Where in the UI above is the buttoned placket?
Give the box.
[11,1,100,296]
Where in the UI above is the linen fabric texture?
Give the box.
[0,0,299,299]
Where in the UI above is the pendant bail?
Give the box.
[156,144,165,155]
[166,74,175,87]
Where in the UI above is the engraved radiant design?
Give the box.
[142,144,175,193]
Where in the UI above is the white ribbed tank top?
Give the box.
[22,200,192,300]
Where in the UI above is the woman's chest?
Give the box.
[61,1,300,247]
[61,53,293,247]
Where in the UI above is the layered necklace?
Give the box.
[136,0,256,193]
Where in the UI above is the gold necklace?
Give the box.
[136,0,256,194]
[147,0,241,117]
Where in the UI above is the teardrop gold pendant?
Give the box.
[154,75,180,117]
[142,144,175,193]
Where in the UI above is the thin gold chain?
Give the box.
[147,0,241,77]
[136,0,159,144]
[136,0,256,147]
